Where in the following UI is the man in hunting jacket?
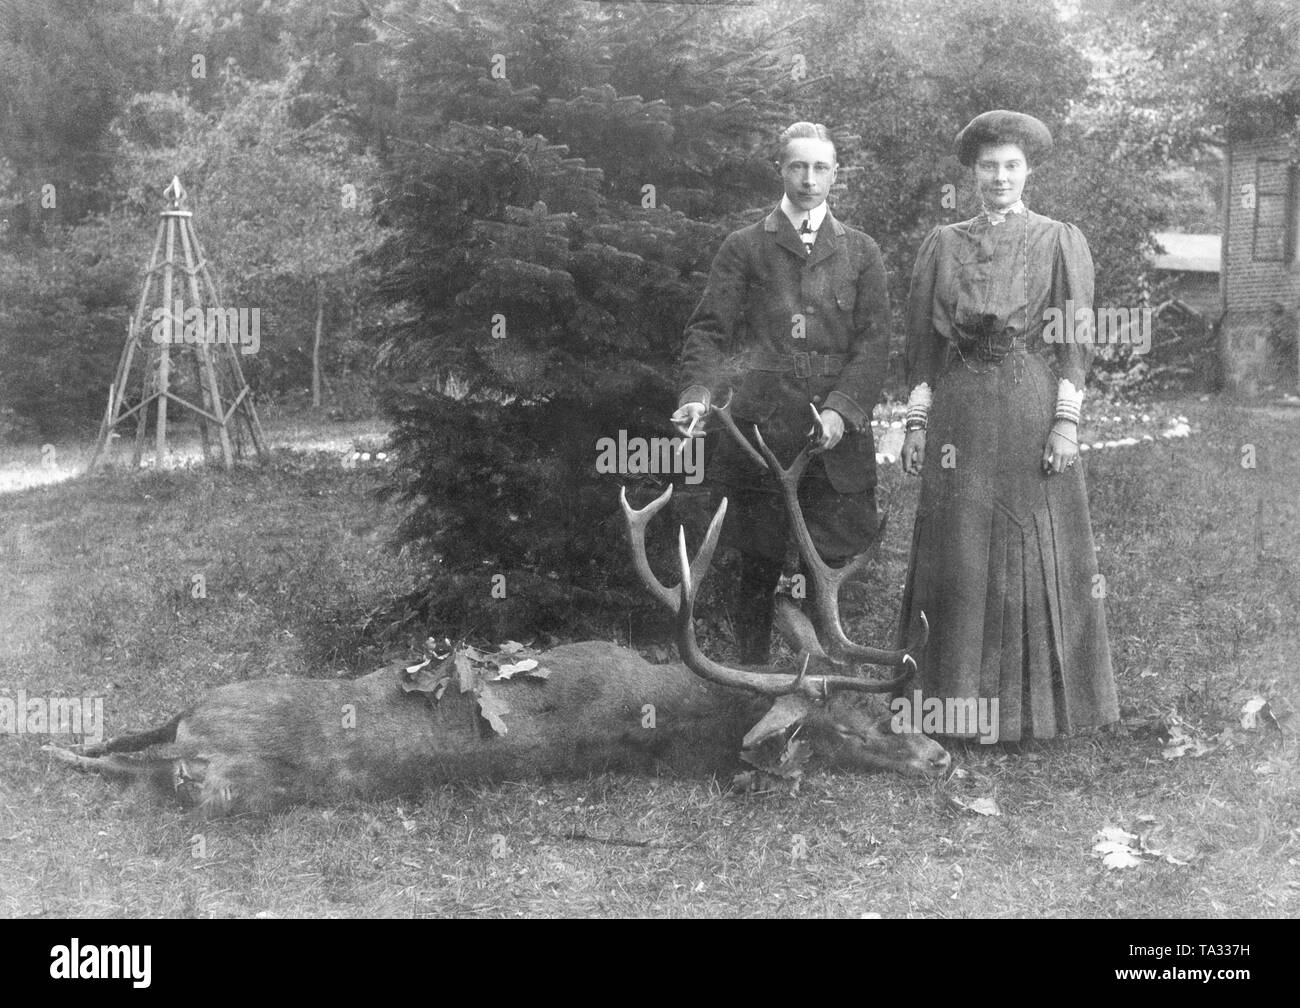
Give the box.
[672,121,891,664]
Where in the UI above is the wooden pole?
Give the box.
[89,218,166,471]
[312,286,324,409]
[177,215,233,468]
[154,213,176,466]
[190,229,269,460]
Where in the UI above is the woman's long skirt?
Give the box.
[897,349,1119,742]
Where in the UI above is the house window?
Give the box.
[1253,159,1298,262]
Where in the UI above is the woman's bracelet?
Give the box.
[905,382,932,432]
[1051,427,1078,446]
[1054,378,1084,425]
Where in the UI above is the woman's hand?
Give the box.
[1042,420,1079,475]
[901,429,926,476]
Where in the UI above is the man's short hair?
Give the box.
[776,122,836,165]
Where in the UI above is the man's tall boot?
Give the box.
[733,552,782,666]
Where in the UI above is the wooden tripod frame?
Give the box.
[88,176,267,471]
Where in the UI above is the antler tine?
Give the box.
[679,496,728,600]
[906,609,930,656]
[672,502,807,697]
[751,425,915,669]
[620,484,678,612]
[709,394,768,471]
[671,502,903,697]
[751,423,812,486]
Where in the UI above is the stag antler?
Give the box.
[620,487,900,700]
[746,424,929,669]
[709,394,926,667]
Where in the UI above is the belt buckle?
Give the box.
[792,351,811,379]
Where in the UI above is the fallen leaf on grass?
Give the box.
[1094,841,1144,870]
[1240,695,1279,731]
[1092,827,1142,869]
[952,796,1001,817]
[1092,824,1190,869]
[937,792,999,816]
[1161,716,1216,760]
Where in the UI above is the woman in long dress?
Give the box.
[897,110,1118,743]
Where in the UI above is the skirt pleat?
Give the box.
[897,351,1119,742]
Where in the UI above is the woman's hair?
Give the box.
[775,121,836,165]
[954,111,1052,167]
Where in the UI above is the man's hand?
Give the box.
[670,401,708,438]
[811,408,845,452]
[901,429,926,475]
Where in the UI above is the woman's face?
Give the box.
[973,142,1030,210]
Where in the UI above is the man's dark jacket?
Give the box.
[680,205,891,555]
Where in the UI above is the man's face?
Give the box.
[780,137,837,212]
[974,143,1030,210]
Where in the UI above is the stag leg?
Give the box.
[43,745,175,786]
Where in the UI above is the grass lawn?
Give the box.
[0,398,1295,918]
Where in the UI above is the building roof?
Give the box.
[1149,232,1221,273]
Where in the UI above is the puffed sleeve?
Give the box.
[904,226,945,391]
[1049,223,1095,390]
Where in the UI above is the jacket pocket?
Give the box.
[835,278,857,314]
[821,428,876,494]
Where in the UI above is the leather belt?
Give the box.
[951,333,1029,364]
[745,350,847,379]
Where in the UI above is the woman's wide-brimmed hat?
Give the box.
[955,110,1053,167]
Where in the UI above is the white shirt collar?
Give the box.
[981,199,1026,225]
[780,195,828,243]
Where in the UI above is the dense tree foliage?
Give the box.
[1,0,1296,631]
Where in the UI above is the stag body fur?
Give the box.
[47,640,947,818]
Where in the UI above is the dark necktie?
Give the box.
[801,213,813,253]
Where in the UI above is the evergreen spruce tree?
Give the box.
[370,0,812,635]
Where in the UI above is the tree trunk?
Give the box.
[311,287,324,409]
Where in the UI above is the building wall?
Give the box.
[1222,135,1300,394]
